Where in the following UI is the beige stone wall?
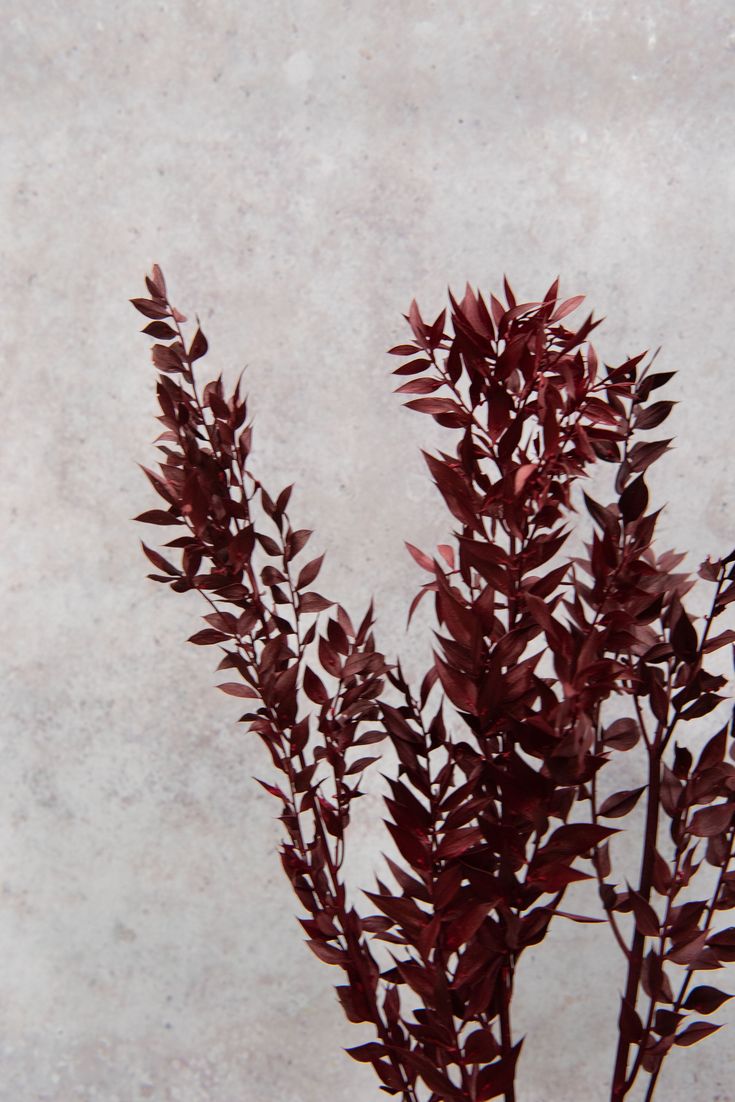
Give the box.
[1,2,733,1098]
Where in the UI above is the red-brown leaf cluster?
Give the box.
[133,270,734,1102]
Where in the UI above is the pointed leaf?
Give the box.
[217,682,258,699]
[303,666,330,706]
[599,786,646,818]
[683,986,732,1015]
[143,321,177,340]
[188,629,228,645]
[689,803,733,838]
[131,297,170,319]
[188,327,208,362]
[141,542,181,576]
[628,888,660,937]
[551,294,585,322]
[674,1021,722,1047]
[299,592,333,614]
[296,554,325,590]
[405,541,433,572]
[620,476,648,523]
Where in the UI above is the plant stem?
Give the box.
[642,826,735,1102]
[499,965,516,1102]
[610,749,662,1100]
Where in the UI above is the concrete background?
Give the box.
[1,1,734,1099]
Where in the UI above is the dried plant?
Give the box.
[132,267,734,1101]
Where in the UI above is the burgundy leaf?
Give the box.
[628,888,660,937]
[405,396,470,423]
[134,509,182,526]
[405,541,433,572]
[541,823,617,857]
[689,802,733,838]
[667,931,709,965]
[394,377,443,394]
[674,1021,722,1047]
[287,529,312,559]
[551,294,585,322]
[152,345,185,377]
[131,297,170,319]
[476,1043,523,1101]
[680,693,725,720]
[345,1043,386,1063]
[143,321,178,340]
[392,357,433,376]
[303,666,330,706]
[652,849,672,895]
[636,400,676,430]
[188,629,228,645]
[434,653,478,714]
[296,554,325,590]
[599,786,646,818]
[619,476,648,523]
[683,986,732,1015]
[217,682,258,699]
[671,609,698,663]
[464,1029,501,1063]
[306,940,347,966]
[553,910,606,924]
[703,629,735,653]
[628,438,673,474]
[696,727,727,772]
[299,592,333,614]
[149,264,167,297]
[141,542,181,576]
[619,997,644,1043]
[708,927,735,960]
[188,327,208,362]
[603,718,640,752]
[637,371,675,401]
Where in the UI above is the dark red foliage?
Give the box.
[133,270,734,1102]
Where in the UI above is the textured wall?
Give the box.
[1,2,734,1099]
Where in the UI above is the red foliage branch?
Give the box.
[132,268,735,1102]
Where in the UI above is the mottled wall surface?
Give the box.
[1,2,734,1100]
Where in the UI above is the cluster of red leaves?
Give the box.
[133,268,734,1102]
